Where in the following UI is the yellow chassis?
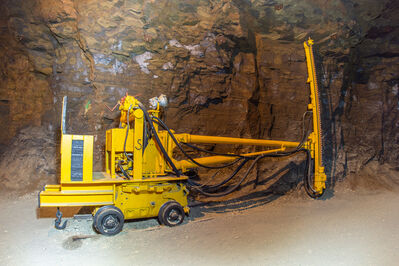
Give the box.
[40,174,189,220]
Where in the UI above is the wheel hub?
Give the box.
[103,215,118,229]
[168,209,181,223]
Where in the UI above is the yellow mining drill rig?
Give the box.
[38,38,326,235]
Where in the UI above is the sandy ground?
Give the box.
[0,186,398,266]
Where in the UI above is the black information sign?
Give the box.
[71,140,84,181]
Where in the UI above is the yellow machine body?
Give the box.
[40,97,190,223]
[39,39,326,232]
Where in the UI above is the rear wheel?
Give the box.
[94,206,124,236]
[159,201,185,227]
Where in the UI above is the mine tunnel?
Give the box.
[0,0,398,265]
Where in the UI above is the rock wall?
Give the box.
[0,0,398,192]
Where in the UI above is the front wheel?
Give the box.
[94,206,124,236]
[159,201,185,227]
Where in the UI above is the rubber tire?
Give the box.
[159,201,185,227]
[94,206,124,236]
[93,205,119,229]
[157,203,168,225]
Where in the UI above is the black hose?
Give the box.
[303,149,322,198]
[138,103,181,176]
[123,105,133,163]
[194,158,250,192]
[117,161,130,180]
[151,116,244,169]
[142,119,148,153]
[193,155,263,197]
[193,147,315,197]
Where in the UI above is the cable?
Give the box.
[196,158,250,191]
[143,119,148,153]
[117,160,130,180]
[192,147,316,197]
[138,103,181,176]
[191,170,222,188]
[192,155,263,197]
[123,105,133,163]
[303,149,322,197]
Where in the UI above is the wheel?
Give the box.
[159,201,185,227]
[94,206,124,236]
[157,203,168,225]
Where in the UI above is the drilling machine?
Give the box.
[38,38,326,236]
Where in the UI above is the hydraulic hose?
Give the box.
[192,155,263,197]
[192,147,314,197]
[117,160,130,180]
[143,119,148,153]
[123,105,134,163]
[192,158,250,191]
[138,103,181,176]
[303,149,320,197]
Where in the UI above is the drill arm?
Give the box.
[172,133,299,171]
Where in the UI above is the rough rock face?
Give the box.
[0,126,57,194]
[0,0,398,193]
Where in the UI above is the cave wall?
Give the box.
[0,0,398,192]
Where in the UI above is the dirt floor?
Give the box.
[0,180,398,266]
